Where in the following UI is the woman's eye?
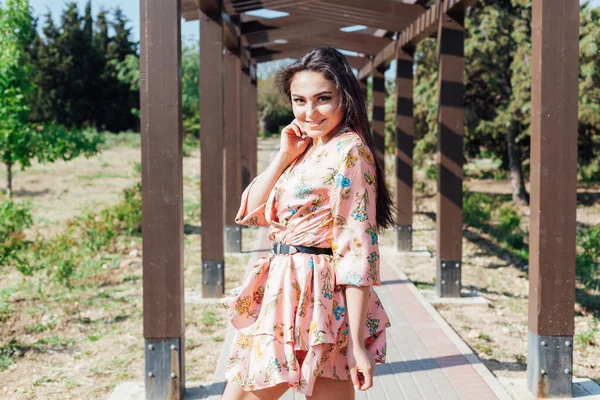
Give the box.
[318,96,331,102]
[293,98,304,104]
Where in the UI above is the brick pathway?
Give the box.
[203,228,511,399]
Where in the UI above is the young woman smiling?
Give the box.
[221,45,395,400]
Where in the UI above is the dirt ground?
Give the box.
[0,136,598,399]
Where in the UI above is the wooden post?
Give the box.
[527,0,579,397]
[435,10,464,298]
[199,1,225,298]
[240,64,252,190]
[371,63,387,172]
[140,0,184,398]
[224,47,243,253]
[359,76,368,103]
[249,62,258,181]
[395,47,415,252]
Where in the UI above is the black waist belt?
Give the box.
[271,241,333,256]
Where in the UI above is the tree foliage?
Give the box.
[0,0,102,195]
[30,1,138,132]
[384,0,600,190]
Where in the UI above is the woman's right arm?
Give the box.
[244,151,296,211]
[245,119,310,211]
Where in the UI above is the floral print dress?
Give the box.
[222,131,391,396]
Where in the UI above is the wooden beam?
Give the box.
[225,0,302,13]
[141,0,184,344]
[244,22,346,47]
[199,6,225,297]
[198,0,221,16]
[279,0,423,24]
[240,15,317,34]
[240,67,253,190]
[249,61,258,180]
[395,48,415,251]
[224,48,243,252]
[358,40,395,80]
[435,10,465,298]
[223,12,240,51]
[281,5,414,32]
[346,55,370,71]
[140,0,184,397]
[527,0,579,397]
[251,48,369,71]
[371,63,387,171]
[358,0,478,80]
[250,34,388,62]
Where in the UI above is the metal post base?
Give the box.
[527,331,573,398]
[225,225,242,253]
[436,259,461,298]
[145,338,184,400]
[202,259,224,298]
[395,225,413,251]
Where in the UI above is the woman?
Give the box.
[222,45,394,400]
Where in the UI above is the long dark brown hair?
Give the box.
[276,45,395,231]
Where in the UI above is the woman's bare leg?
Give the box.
[221,381,291,400]
[306,377,355,400]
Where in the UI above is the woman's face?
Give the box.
[289,70,344,142]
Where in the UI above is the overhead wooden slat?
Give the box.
[240,15,322,35]
[249,46,369,69]
[280,5,414,32]
[226,0,305,13]
[244,22,346,47]
[251,35,388,61]
[198,0,221,15]
[311,0,424,22]
[223,12,240,51]
[358,40,396,80]
[358,0,478,80]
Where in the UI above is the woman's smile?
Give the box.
[305,118,326,127]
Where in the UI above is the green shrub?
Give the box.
[182,134,199,157]
[495,203,525,250]
[0,339,31,371]
[576,226,600,289]
[109,183,142,235]
[463,191,493,229]
[425,165,437,181]
[0,196,33,267]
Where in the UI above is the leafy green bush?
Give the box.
[5,177,142,287]
[182,134,199,157]
[425,165,437,181]
[0,196,33,267]
[576,226,600,289]
[109,183,142,236]
[463,191,493,229]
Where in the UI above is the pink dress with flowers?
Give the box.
[222,131,390,396]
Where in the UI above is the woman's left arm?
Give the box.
[330,140,382,391]
[346,286,375,390]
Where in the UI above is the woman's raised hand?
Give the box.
[279,119,311,160]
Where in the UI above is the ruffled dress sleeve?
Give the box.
[330,140,381,287]
[235,177,269,226]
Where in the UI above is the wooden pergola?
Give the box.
[139,0,579,398]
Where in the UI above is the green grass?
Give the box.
[76,172,130,181]
[98,131,141,149]
[201,309,217,327]
[35,335,76,347]
[576,325,599,348]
